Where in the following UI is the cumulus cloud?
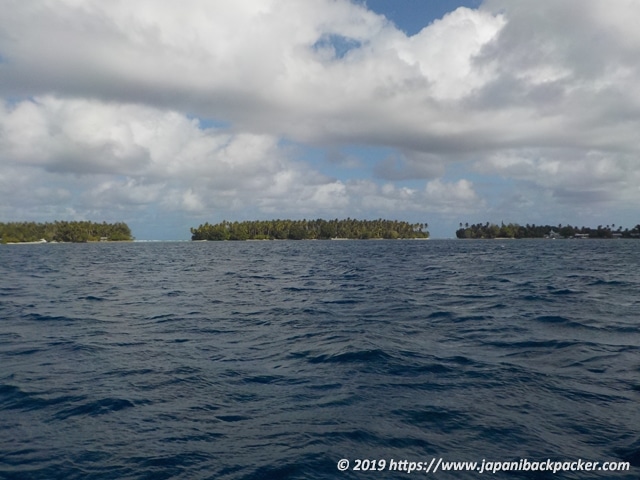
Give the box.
[374,150,445,181]
[1,0,639,237]
[334,178,483,217]
[0,96,353,219]
[475,148,640,206]
[0,0,506,143]
[424,179,484,213]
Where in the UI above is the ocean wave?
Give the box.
[1,240,638,479]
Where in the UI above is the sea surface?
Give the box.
[1,239,639,479]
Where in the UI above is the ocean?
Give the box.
[1,239,638,479]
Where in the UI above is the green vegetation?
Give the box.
[191,219,429,241]
[0,221,133,243]
[455,222,640,239]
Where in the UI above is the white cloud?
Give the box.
[374,150,445,180]
[0,1,506,144]
[424,179,484,213]
[1,0,640,237]
[0,96,352,220]
[87,178,164,208]
[476,149,639,201]
[332,178,483,217]
[400,7,506,100]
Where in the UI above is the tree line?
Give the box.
[0,221,133,243]
[191,218,429,241]
[455,222,640,239]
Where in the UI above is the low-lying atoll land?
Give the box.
[190,219,429,241]
[0,221,133,243]
[456,222,640,239]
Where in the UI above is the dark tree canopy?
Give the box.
[0,221,133,243]
[455,222,640,239]
[191,219,429,241]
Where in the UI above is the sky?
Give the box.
[1,0,639,239]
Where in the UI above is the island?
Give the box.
[455,222,640,239]
[0,221,134,243]
[190,219,429,241]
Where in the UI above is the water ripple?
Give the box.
[1,240,639,479]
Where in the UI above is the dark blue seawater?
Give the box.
[1,240,639,479]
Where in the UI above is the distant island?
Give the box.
[0,221,133,243]
[190,219,429,241]
[456,222,640,239]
